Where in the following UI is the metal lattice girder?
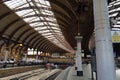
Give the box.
[18,29,35,43]
[32,37,46,48]
[0,0,97,54]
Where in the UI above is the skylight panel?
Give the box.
[114,1,120,5]
[41,0,50,6]
[30,22,44,26]
[16,9,33,16]
[22,11,35,17]
[41,11,52,16]
[54,30,61,33]
[18,2,29,8]
[49,22,58,26]
[13,2,28,9]
[41,10,53,15]
[116,7,120,11]
[24,17,37,22]
[4,0,73,52]
[39,17,44,20]
[38,0,50,7]
[45,17,56,21]
[109,1,120,31]
[117,21,120,24]
[29,18,40,22]
[112,28,120,30]
[117,17,120,20]
[5,0,25,9]
[51,27,60,30]
[110,1,115,5]
[35,27,48,31]
[42,33,53,36]
[109,9,116,13]
[41,32,51,34]
[113,25,120,27]
[109,13,118,17]
[33,24,48,28]
[45,34,54,37]
[5,0,27,9]
[47,37,55,40]
[35,27,48,30]
[30,23,39,26]
[39,30,50,33]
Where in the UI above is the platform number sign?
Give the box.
[111,31,120,43]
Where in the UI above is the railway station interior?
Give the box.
[0,0,120,80]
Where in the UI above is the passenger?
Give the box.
[46,63,52,70]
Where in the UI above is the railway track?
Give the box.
[10,69,47,80]
[10,69,61,80]
[45,71,61,80]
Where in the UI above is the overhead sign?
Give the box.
[111,31,120,43]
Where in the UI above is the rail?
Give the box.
[10,69,47,80]
[45,71,61,80]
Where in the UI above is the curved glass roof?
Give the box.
[108,0,120,30]
[4,0,73,52]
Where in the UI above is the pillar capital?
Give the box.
[75,36,82,41]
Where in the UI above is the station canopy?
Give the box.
[1,0,120,55]
[108,0,120,30]
[3,0,74,53]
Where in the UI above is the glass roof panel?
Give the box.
[109,0,120,31]
[39,30,50,33]
[30,22,44,26]
[117,17,120,20]
[112,28,120,30]
[42,33,53,36]
[16,9,33,16]
[15,2,30,9]
[54,30,61,33]
[45,35,54,37]
[109,9,116,13]
[4,0,74,52]
[117,21,120,24]
[24,17,37,22]
[4,0,27,9]
[45,17,56,21]
[29,18,40,22]
[113,25,120,27]
[49,22,58,26]
[22,11,35,17]
[51,27,60,30]
[114,1,120,5]
[35,27,48,30]
[41,9,53,15]
[109,13,118,17]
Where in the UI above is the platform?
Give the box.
[55,64,120,80]
[55,63,92,80]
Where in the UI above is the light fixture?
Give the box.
[83,4,89,12]
[111,17,117,25]
[19,44,23,47]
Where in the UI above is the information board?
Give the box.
[111,31,120,43]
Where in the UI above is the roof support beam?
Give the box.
[50,0,77,19]
[8,24,29,40]
[0,18,20,35]
[22,31,36,44]
[33,38,47,49]
[16,28,31,42]
[25,33,39,46]
[36,40,50,50]
[30,36,44,47]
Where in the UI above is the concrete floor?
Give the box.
[116,68,120,80]
[55,64,120,80]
